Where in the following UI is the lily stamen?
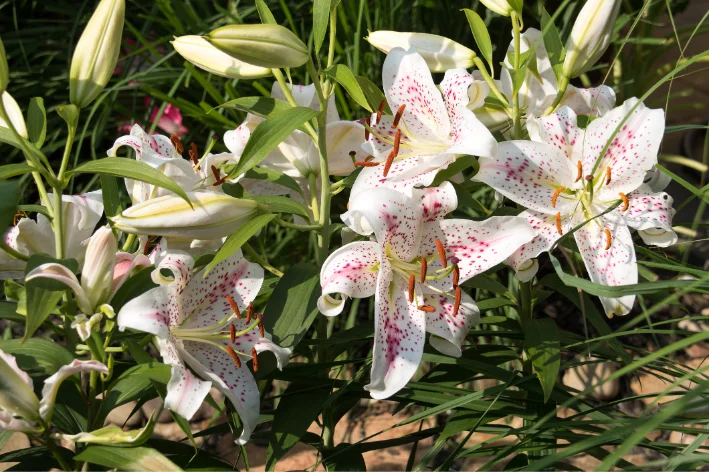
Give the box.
[552,187,566,208]
[189,142,199,165]
[376,99,385,124]
[605,166,611,185]
[251,347,259,372]
[417,305,436,313]
[383,150,396,177]
[603,228,612,250]
[408,274,415,303]
[364,154,375,162]
[393,129,402,156]
[211,165,226,186]
[170,134,184,154]
[452,264,460,287]
[354,161,379,167]
[226,345,242,368]
[420,258,427,283]
[364,116,371,140]
[619,192,629,211]
[575,161,583,182]
[258,319,265,338]
[436,239,448,268]
[226,295,241,319]
[453,286,461,316]
[230,323,236,343]
[246,302,254,324]
[555,212,563,235]
[392,104,406,128]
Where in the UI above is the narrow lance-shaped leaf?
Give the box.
[541,8,565,82]
[217,96,292,119]
[524,317,560,403]
[463,9,494,76]
[324,64,373,112]
[313,0,331,54]
[27,97,46,147]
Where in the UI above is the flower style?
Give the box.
[470,28,616,132]
[352,47,497,198]
[116,247,291,444]
[474,99,675,317]
[0,349,107,432]
[0,192,103,280]
[25,226,150,340]
[319,184,535,398]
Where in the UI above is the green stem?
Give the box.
[472,57,509,107]
[510,11,524,140]
[308,173,321,223]
[542,75,570,116]
[0,239,28,261]
[44,431,72,471]
[274,217,322,231]
[271,68,318,140]
[122,233,136,252]
[53,121,77,259]
[243,242,283,277]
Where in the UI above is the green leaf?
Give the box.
[0,338,73,377]
[230,107,319,178]
[0,163,39,179]
[355,76,390,114]
[255,0,277,24]
[266,383,331,470]
[540,8,565,81]
[68,157,190,204]
[323,443,367,471]
[246,195,309,218]
[523,318,560,403]
[74,446,182,471]
[244,166,305,198]
[324,65,372,112]
[23,282,63,342]
[100,175,123,218]
[262,263,320,349]
[0,128,45,165]
[313,0,331,54]
[205,213,276,275]
[463,9,494,75]
[218,96,292,119]
[0,180,20,234]
[26,97,46,148]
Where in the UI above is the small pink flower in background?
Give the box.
[149,103,188,137]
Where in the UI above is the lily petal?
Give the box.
[318,241,380,317]
[423,289,479,358]
[607,184,677,247]
[350,153,448,200]
[526,106,584,160]
[39,360,108,423]
[26,263,93,315]
[583,98,665,197]
[224,124,251,156]
[474,141,577,214]
[575,216,637,317]
[414,181,458,223]
[560,85,616,117]
[306,121,365,176]
[116,285,171,338]
[111,252,151,298]
[254,337,292,370]
[365,261,425,399]
[0,350,39,422]
[164,364,212,421]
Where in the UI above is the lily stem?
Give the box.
[271,68,319,141]
[510,11,524,140]
[243,242,283,277]
[274,217,322,231]
[472,57,509,108]
[43,430,72,471]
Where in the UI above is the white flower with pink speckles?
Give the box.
[319,184,534,399]
[351,47,497,199]
[474,99,675,317]
[116,247,290,444]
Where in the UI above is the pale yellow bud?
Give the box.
[172,35,272,79]
[366,31,475,72]
[207,24,309,69]
[81,226,117,311]
[0,92,27,139]
[562,0,621,78]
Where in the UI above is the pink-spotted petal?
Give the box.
[39,360,108,423]
[164,364,212,421]
[224,124,251,156]
[343,187,424,261]
[440,69,475,113]
[605,184,677,247]
[526,106,584,160]
[110,252,151,299]
[365,261,425,400]
[383,48,450,142]
[560,85,616,117]
[446,106,497,159]
[419,216,536,289]
[575,217,637,317]
[180,342,260,444]
[413,181,457,223]
[423,289,479,358]
[318,241,380,317]
[583,98,665,196]
[179,249,264,330]
[116,285,171,337]
[254,337,292,370]
[364,115,399,158]
[474,141,577,214]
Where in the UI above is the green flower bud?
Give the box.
[562,0,621,78]
[172,35,271,79]
[207,24,309,69]
[69,0,125,108]
[0,37,8,95]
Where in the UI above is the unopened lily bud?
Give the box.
[479,0,515,16]
[172,35,271,79]
[366,31,476,72]
[0,92,27,138]
[0,350,40,422]
[81,226,117,310]
[207,24,309,69]
[0,37,8,94]
[69,0,125,108]
[562,0,621,78]
[111,191,260,240]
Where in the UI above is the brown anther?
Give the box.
[417,305,436,313]
[376,99,385,124]
[605,166,611,184]
[226,345,242,368]
[392,104,406,129]
[189,142,199,165]
[408,274,415,303]
[170,134,184,154]
[452,264,460,287]
[354,161,380,167]
[143,236,158,256]
[13,211,24,226]
[364,116,371,140]
[420,258,427,283]
[230,323,236,343]
[383,150,396,177]
[619,192,629,211]
[435,239,448,268]
[211,165,225,186]
[258,319,265,338]
[575,161,583,182]
[585,174,593,181]
[251,347,259,372]
[603,228,612,250]
[551,187,565,208]
[393,129,402,156]
[555,212,562,236]
[348,150,357,162]
[453,286,461,317]
[226,295,241,319]
[364,154,375,162]
[246,302,254,324]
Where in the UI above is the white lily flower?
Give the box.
[473,100,675,317]
[0,349,107,432]
[352,47,497,198]
[117,248,291,444]
[0,192,103,280]
[321,184,534,398]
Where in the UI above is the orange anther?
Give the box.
[420,258,427,283]
[417,305,436,313]
[383,150,396,177]
[605,166,611,185]
[230,323,236,343]
[408,274,415,303]
[364,154,375,162]
[393,129,401,156]
[251,347,259,372]
[575,161,583,182]
[376,99,385,124]
[364,116,371,140]
[189,142,199,165]
[452,264,460,287]
[226,295,241,319]
[604,228,612,250]
[170,134,184,154]
[392,104,406,129]
[226,345,242,368]
[435,239,448,268]
[246,302,254,324]
[453,286,461,316]
[555,212,562,236]
[354,161,380,167]
[619,192,629,212]
[258,319,265,338]
[551,187,565,208]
